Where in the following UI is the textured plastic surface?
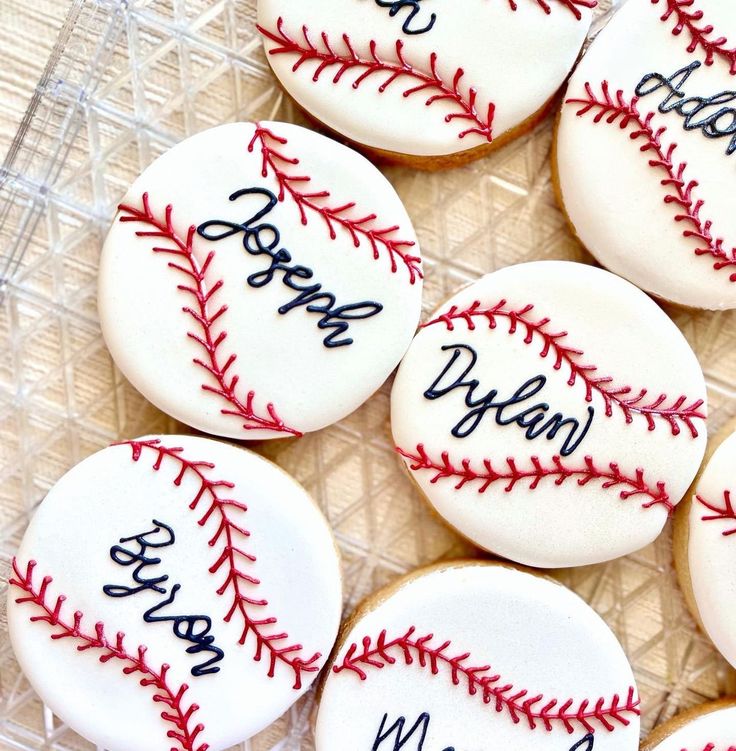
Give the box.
[0,0,734,749]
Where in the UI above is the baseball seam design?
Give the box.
[398,443,673,512]
[247,123,422,283]
[509,0,597,20]
[120,437,321,689]
[567,82,736,282]
[118,193,301,438]
[258,18,495,143]
[333,626,640,734]
[422,299,706,437]
[653,0,736,74]
[10,559,208,751]
[696,489,736,536]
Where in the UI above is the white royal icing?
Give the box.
[647,706,736,751]
[257,0,594,157]
[99,121,422,440]
[688,430,736,670]
[391,261,707,568]
[7,435,342,751]
[557,0,736,310]
[316,563,640,750]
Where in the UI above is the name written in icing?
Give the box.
[636,61,736,155]
[423,344,594,456]
[371,712,595,750]
[103,519,225,677]
[197,187,383,348]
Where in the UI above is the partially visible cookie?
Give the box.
[99,121,422,440]
[7,435,343,751]
[257,0,595,168]
[315,561,641,750]
[391,261,707,568]
[640,699,736,751]
[674,421,736,669]
[556,0,736,310]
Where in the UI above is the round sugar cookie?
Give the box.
[674,424,736,669]
[99,121,422,440]
[315,562,641,750]
[7,435,342,751]
[390,261,708,568]
[557,0,736,310]
[257,0,595,168]
[641,700,736,751]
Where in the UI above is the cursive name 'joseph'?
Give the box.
[424,344,594,456]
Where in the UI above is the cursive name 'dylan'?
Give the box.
[371,712,595,750]
[424,344,594,456]
[103,519,225,677]
[197,187,383,349]
[372,1,437,35]
[636,61,736,155]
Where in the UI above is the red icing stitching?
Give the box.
[118,193,301,438]
[333,627,640,734]
[696,490,736,536]
[508,0,597,20]
[257,18,495,143]
[398,443,673,513]
[9,559,208,751]
[120,437,321,689]
[567,82,736,283]
[653,0,736,74]
[248,124,422,283]
[422,299,706,438]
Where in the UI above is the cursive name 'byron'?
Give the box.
[636,61,736,155]
[424,344,594,456]
[372,1,437,35]
[371,712,595,750]
[103,519,225,677]
[197,187,383,348]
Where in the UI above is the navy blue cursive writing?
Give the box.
[371,712,595,750]
[636,61,736,155]
[103,520,225,677]
[372,1,437,35]
[197,187,383,348]
[424,344,594,456]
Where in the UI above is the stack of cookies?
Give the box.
[7,1,736,749]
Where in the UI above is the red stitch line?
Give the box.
[247,124,422,283]
[9,559,208,751]
[398,443,673,513]
[119,437,321,689]
[567,82,736,283]
[118,193,301,438]
[696,490,736,536]
[333,627,640,734]
[421,299,706,438]
[508,0,597,20]
[653,0,736,74]
[257,18,495,143]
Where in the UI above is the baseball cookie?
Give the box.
[7,435,342,751]
[674,423,736,670]
[99,121,422,440]
[257,0,596,169]
[391,261,708,568]
[315,562,641,750]
[640,699,736,751]
[556,0,736,310]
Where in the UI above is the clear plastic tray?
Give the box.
[0,0,734,748]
